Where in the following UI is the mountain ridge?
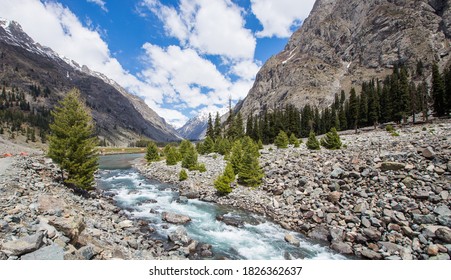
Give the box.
[0,18,181,145]
[237,0,451,119]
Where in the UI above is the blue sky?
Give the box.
[0,0,315,127]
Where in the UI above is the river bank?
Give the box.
[136,120,451,260]
[0,155,188,260]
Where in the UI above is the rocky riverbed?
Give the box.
[137,121,451,260]
[0,155,189,260]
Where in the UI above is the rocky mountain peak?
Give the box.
[237,0,451,119]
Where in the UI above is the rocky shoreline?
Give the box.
[137,121,451,260]
[0,155,189,260]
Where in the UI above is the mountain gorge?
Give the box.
[0,19,181,146]
[237,0,451,119]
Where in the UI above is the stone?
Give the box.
[307,226,330,242]
[78,245,96,260]
[438,215,451,227]
[434,167,445,175]
[330,168,345,179]
[401,177,415,188]
[400,248,413,260]
[162,212,191,224]
[117,220,133,229]
[330,227,345,242]
[168,227,191,245]
[21,244,64,260]
[2,232,44,256]
[429,254,450,260]
[0,220,9,232]
[413,214,436,224]
[427,244,439,256]
[328,191,341,203]
[48,215,85,243]
[361,217,371,228]
[284,234,300,247]
[216,215,244,228]
[422,147,436,159]
[330,241,353,255]
[361,248,382,260]
[422,225,449,239]
[380,162,405,171]
[433,205,451,216]
[37,195,67,216]
[363,228,381,241]
[435,228,451,243]
[378,241,402,254]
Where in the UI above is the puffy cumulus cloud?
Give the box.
[251,0,315,38]
[86,0,108,12]
[141,0,256,60]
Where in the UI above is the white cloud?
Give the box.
[87,0,108,12]
[142,0,256,60]
[251,0,315,38]
[0,0,261,128]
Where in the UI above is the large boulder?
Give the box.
[21,244,64,260]
[284,234,300,247]
[1,232,44,256]
[216,215,244,228]
[380,162,405,171]
[168,227,191,245]
[307,226,330,242]
[435,228,451,243]
[162,212,191,224]
[48,215,85,243]
[330,241,353,255]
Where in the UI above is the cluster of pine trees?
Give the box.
[244,63,450,143]
[0,85,50,142]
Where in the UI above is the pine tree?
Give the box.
[48,88,98,190]
[214,163,235,196]
[179,140,191,159]
[179,169,188,181]
[181,142,198,170]
[238,137,263,187]
[432,63,446,117]
[230,140,243,174]
[349,88,359,130]
[289,133,300,148]
[257,139,264,149]
[203,136,215,154]
[145,141,160,163]
[306,130,320,150]
[274,130,289,148]
[214,112,222,139]
[166,146,179,165]
[206,113,214,139]
[320,127,342,150]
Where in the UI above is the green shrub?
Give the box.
[306,130,320,150]
[179,169,188,181]
[320,127,342,150]
[196,163,207,172]
[145,141,160,163]
[289,133,300,148]
[386,124,395,132]
[166,146,179,165]
[274,130,289,149]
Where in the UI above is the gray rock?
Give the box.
[307,226,330,242]
[429,254,450,260]
[363,228,381,241]
[379,241,402,254]
[330,227,345,242]
[361,248,382,260]
[433,205,451,216]
[401,177,415,188]
[330,241,353,255]
[413,214,436,225]
[162,212,191,224]
[438,215,451,227]
[0,220,9,232]
[380,162,405,171]
[284,234,300,247]
[216,215,244,228]
[168,227,191,245]
[435,228,451,243]
[176,196,188,204]
[330,168,345,179]
[78,245,96,260]
[21,244,64,260]
[2,232,44,256]
[422,147,436,159]
[117,220,133,229]
[427,244,439,256]
[361,217,371,228]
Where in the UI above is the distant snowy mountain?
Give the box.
[177,108,228,140]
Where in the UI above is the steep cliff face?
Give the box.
[237,0,451,118]
[0,19,181,145]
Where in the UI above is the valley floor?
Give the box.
[137,120,451,260]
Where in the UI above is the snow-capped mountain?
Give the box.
[177,108,228,140]
[0,18,181,144]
